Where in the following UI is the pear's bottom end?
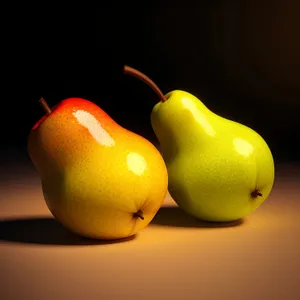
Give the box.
[176,205,246,226]
[174,197,267,226]
[63,223,138,243]
[75,231,137,243]
[193,216,244,227]
[48,212,139,244]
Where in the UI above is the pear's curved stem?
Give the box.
[133,210,144,220]
[123,65,167,102]
[39,97,52,115]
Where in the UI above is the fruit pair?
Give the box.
[28,66,275,240]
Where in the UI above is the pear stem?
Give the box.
[251,189,263,198]
[123,65,167,102]
[133,210,144,220]
[39,97,52,115]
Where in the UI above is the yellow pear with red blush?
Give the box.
[28,97,168,240]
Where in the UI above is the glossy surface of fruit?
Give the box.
[28,98,168,239]
[151,90,274,222]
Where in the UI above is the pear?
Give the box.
[150,90,275,222]
[28,97,168,240]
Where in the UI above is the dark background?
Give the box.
[2,0,300,163]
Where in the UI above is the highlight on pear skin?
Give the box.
[27,65,274,242]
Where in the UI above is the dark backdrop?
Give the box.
[2,0,300,163]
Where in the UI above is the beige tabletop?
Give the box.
[1,163,300,300]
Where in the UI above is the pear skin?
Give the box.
[151,90,275,222]
[28,98,168,239]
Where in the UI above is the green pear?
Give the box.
[150,90,275,222]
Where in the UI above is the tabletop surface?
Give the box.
[1,162,300,300]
